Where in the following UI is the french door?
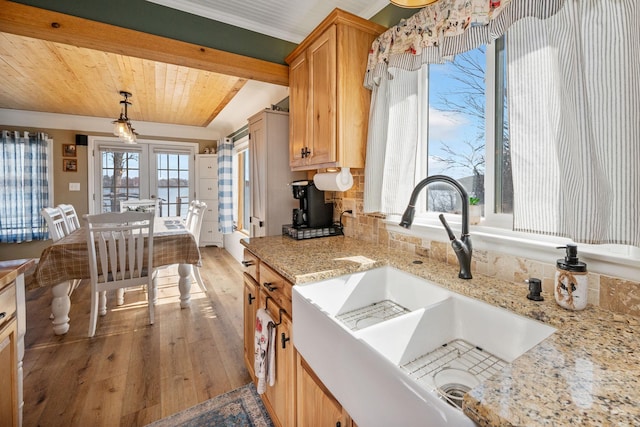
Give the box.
[90,139,197,217]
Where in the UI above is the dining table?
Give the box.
[33,216,202,335]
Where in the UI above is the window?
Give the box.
[393,37,638,277]
[156,152,191,216]
[0,131,52,243]
[233,137,250,234]
[411,37,511,223]
[91,139,196,216]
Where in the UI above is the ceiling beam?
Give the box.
[0,0,289,86]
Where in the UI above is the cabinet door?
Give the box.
[198,178,218,201]
[308,24,337,167]
[243,274,259,382]
[289,52,309,168]
[0,317,18,426]
[261,290,295,427]
[249,116,267,237]
[297,353,346,427]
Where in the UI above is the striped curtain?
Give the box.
[217,138,234,234]
[0,131,50,243]
[364,66,428,214]
[363,0,564,214]
[507,1,639,246]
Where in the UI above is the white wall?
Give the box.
[224,231,248,263]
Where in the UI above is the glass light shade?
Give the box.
[390,0,438,7]
[113,120,127,137]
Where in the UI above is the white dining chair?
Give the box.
[120,199,159,214]
[40,207,69,241]
[186,201,207,293]
[58,204,81,233]
[84,211,156,337]
[41,207,82,313]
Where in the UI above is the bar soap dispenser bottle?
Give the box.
[554,244,588,310]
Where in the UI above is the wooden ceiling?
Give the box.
[0,1,289,128]
[0,32,247,127]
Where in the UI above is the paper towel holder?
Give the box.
[313,167,353,191]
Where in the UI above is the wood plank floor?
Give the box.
[22,247,251,427]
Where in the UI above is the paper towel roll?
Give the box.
[313,168,354,191]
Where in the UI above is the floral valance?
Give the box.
[364,0,565,89]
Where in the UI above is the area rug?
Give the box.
[147,383,274,427]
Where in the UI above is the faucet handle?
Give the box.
[438,214,457,241]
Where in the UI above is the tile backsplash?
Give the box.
[329,168,640,318]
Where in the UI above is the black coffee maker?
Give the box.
[291,180,333,228]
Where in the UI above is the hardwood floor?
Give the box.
[22,247,251,426]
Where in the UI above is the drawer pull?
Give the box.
[241,260,254,267]
[281,332,290,349]
[263,282,277,292]
[247,293,255,305]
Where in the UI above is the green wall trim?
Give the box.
[11,0,413,65]
[228,126,248,143]
[10,0,296,65]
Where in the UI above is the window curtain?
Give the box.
[217,138,234,234]
[364,66,428,214]
[363,0,564,214]
[507,0,639,246]
[0,130,50,243]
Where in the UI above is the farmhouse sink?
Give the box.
[292,266,556,427]
[293,266,450,329]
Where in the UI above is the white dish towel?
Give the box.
[254,307,276,394]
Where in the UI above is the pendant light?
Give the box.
[390,0,438,7]
[112,91,137,144]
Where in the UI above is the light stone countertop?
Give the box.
[241,235,640,426]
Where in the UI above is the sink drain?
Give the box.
[437,382,471,409]
[433,368,479,410]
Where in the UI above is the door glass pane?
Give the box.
[156,153,191,217]
[100,150,141,213]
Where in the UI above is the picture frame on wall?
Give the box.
[63,144,77,157]
[63,159,77,172]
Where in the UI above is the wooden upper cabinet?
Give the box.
[286,9,386,171]
[289,52,309,168]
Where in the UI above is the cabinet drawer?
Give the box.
[242,250,260,283]
[199,221,223,246]
[259,263,292,315]
[198,178,218,200]
[0,283,16,329]
[198,156,218,179]
[200,201,217,222]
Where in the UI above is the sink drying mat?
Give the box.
[336,300,410,331]
[401,339,506,395]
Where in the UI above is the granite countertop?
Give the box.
[241,235,640,426]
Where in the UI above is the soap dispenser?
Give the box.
[554,244,588,310]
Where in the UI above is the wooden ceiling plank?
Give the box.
[202,78,247,127]
[0,1,289,86]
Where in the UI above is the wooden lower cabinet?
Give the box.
[242,252,353,426]
[296,353,350,427]
[243,273,259,381]
[260,288,296,427]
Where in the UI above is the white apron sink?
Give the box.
[293,267,556,427]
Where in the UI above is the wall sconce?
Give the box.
[390,0,438,7]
